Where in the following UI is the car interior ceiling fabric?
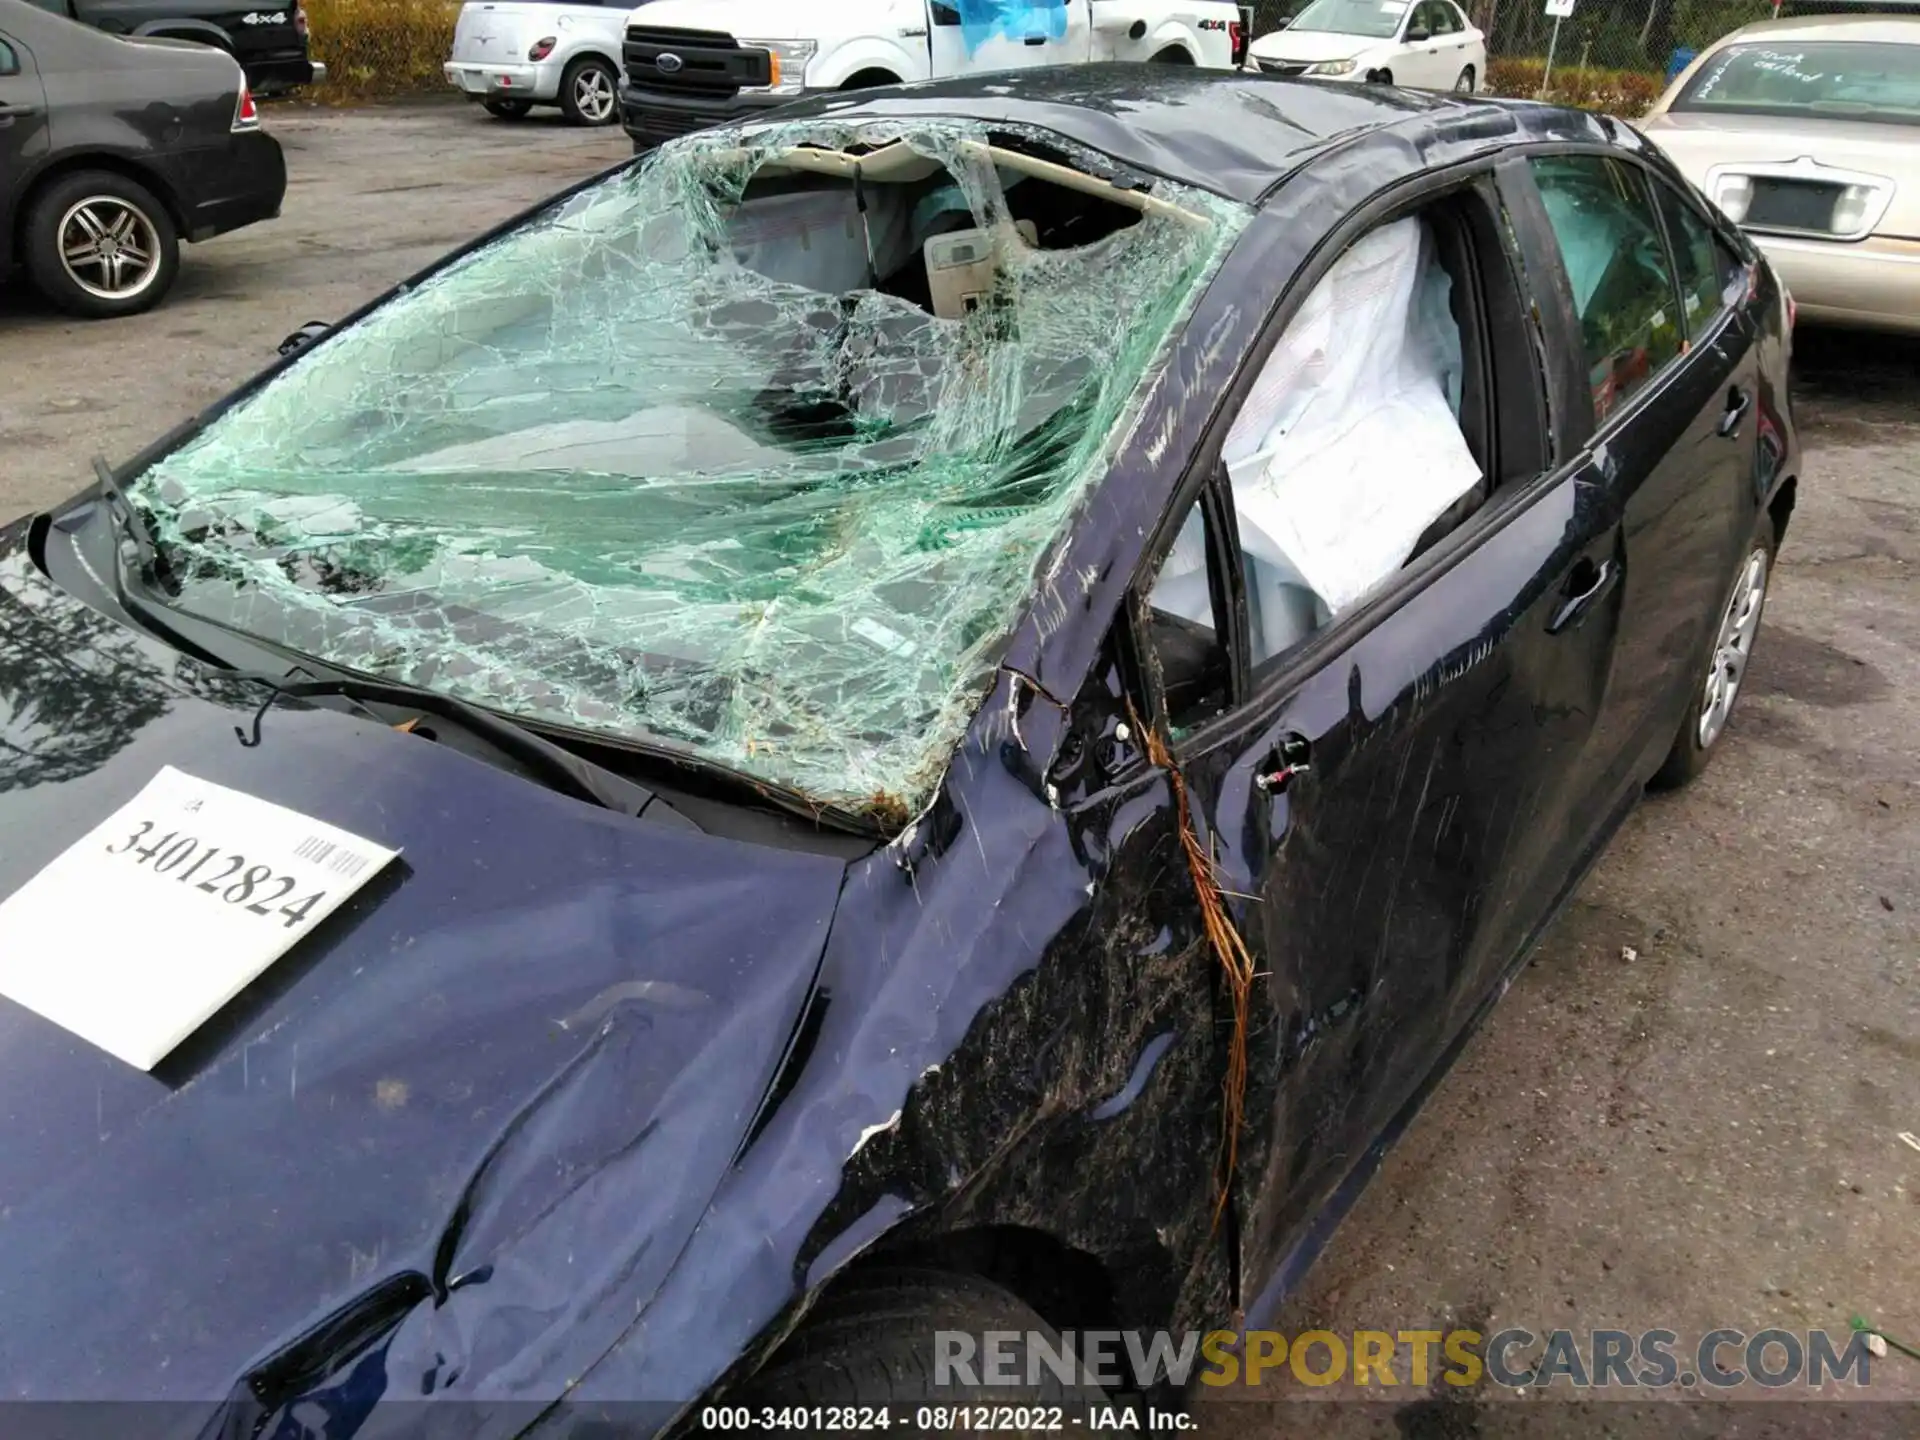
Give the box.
[1156,215,1479,655]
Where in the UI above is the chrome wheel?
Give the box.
[1698,545,1769,749]
[58,196,163,302]
[573,64,616,123]
[1454,67,1475,92]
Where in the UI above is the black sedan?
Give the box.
[0,0,285,318]
[0,67,1793,1431]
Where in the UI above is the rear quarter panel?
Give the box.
[23,30,245,233]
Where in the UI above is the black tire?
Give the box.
[727,1268,1110,1435]
[1368,67,1394,83]
[483,98,533,120]
[23,169,179,320]
[1150,46,1194,63]
[558,54,619,126]
[1454,65,1476,92]
[1650,513,1778,790]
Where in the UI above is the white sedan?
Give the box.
[1248,0,1487,91]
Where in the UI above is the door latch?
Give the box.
[1254,734,1313,793]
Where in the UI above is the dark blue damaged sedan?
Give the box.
[0,64,1796,1436]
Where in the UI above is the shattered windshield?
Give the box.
[132,118,1246,821]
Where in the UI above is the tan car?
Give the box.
[1642,14,1920,332]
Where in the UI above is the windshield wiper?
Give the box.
[529,716,886,839]
[231,670,679,822]
[82,461,869,837]
[94,455,167,590]
[80,467,674,822]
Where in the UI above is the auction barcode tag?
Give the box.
[0,765,400,1070]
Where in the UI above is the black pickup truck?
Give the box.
[18,0,324,94]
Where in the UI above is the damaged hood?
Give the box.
[0,525,844,1409]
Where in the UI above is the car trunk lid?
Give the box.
[1647,111,1920,239]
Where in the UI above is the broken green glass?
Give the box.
[134,118,1247,821]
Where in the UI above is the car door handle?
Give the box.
[1024,33,1046,44]
[0,101,39,120]
[1717,385,1752,438]
[1547,556,1616,635]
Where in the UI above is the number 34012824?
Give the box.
[107,821,327,928]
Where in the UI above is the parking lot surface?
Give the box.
[2,102,1915,1424]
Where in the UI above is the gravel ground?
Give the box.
[0,102,632,521]
[1,101,1914,1430]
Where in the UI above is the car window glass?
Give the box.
[1674,40,1920,124]
[1530,156,1684,425]
[1653,178,1743,337]
[1448,2,1470,29]
[1144,502,1231,735]
[1287,0,1406,40]
[1430,4,1460,33]
[0,39,14,75]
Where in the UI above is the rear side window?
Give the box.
[0,37,15,75]
[1652,178,1744,338]
[1530,155,1684,425]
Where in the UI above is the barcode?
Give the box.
[294,834,371,878]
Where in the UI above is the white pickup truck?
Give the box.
[617,0,1254,149]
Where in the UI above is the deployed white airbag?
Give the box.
[1224,216,1480,625]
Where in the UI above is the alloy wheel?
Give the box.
[575,65,616,123]
[1698,544,1769,749]
[58,197,163,302]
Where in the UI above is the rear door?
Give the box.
[1130,172,1627,1299]
[1399,0,1454,87]
[928,0,1089,76]
[0,26,51,266]
[1512,152,1760,808]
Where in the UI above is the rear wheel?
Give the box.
[1650,515,1777,789]
[1150,46,1194,63]
[559,55,619,126]
[1454,65,1476,92]
[726,1269,1110,1434]
[23,169,179,319]
[483,98,533,119]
